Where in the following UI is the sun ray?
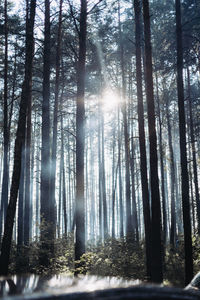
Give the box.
[101,87,121,112]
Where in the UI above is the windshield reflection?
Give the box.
[0,274,140,297]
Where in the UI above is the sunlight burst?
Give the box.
[101,88,121,112]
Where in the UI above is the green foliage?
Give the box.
[11,236,146,279]
[9,234,200,288]
[164,234,200,287]
[10,234,74,276]
[192,233,200,275]
[164,241,185,287]
[75,238,146,280]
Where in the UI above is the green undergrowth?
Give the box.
[8,234,200,288]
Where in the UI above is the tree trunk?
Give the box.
[118,108,124,238]
[130,138,139,242]
[187,67,200,234]
[29,115,35,241]
[118,0,132,236]
[0,0,9,242]
[40,0,53,267]
[50,0,63,240]
[142,0,163,283]
[155,75,167,247]
[61,114,67,236]
[134,0,152,279]
[111,127,116,239]
[75,0,87,262]
[98,101,103,240]
[188,144,196,233]
[35,136,40,239]
[101,114,108,239]
[89,122,95,240]
[0,0,36,275]
[58,139,62,237]
[17,144,25,248]
[67,121,72,232]
[24,83,32,246]
[175,0,193,285]
[165,92,176,248]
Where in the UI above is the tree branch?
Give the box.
[67,0,80,35]
[87,0,105,15]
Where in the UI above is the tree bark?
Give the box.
[89,124,95,240]
[61,114,67,236]
[187,67,200,234]
[24,83,32,246]
[134,0,152,279]
[98,101,103,240]
[40,0,53,267]
[0,0,9,242]
[142,0,163,283]
[130,137,139,242]
[117,108,124,238]
[50,0,63,239]
[165,92,176,248]
[101,114,108,239]
[35,135,40,239]
[175,0,193,285]
[118,0,132,236]
[111,127,117,239]
[17,144,25,248]
[75,0,87,262]
[0,0,36,275]
[155,75,167,247]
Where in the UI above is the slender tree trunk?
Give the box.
[85,137,89,241]
[67,124,72,231]
[142,0,163,283]
[58,138,63,237]
[8,44,17,146]
[118,0,132,236]
[165,93,176,248]
[50,0,63,240]
[61,114,67,236]
[89,124,95,240]
[35,136,40,239]
[174,157,183,236]
[40,0,53,266]
[24,83,32,246]
[111,128,116,239]
[118,108,124,238]
[158,104,167,246]
[155,75,167,247]
[98,102,103,240]
[130,137,139,243]
[75,0,87,262]
[17,144,25,248]
[188,143,196,233]
[187,67,200,234]
[0,0,9,241]
[29,116,35,240]
[175,0,193,285]
[71,135,76,232]
[101,114,108,239]
[134,0,152,279]
[62,154,67,236]
[0,0,36,275]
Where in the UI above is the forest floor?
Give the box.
[9,235,200,289]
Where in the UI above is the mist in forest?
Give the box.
[0,0,199,292]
